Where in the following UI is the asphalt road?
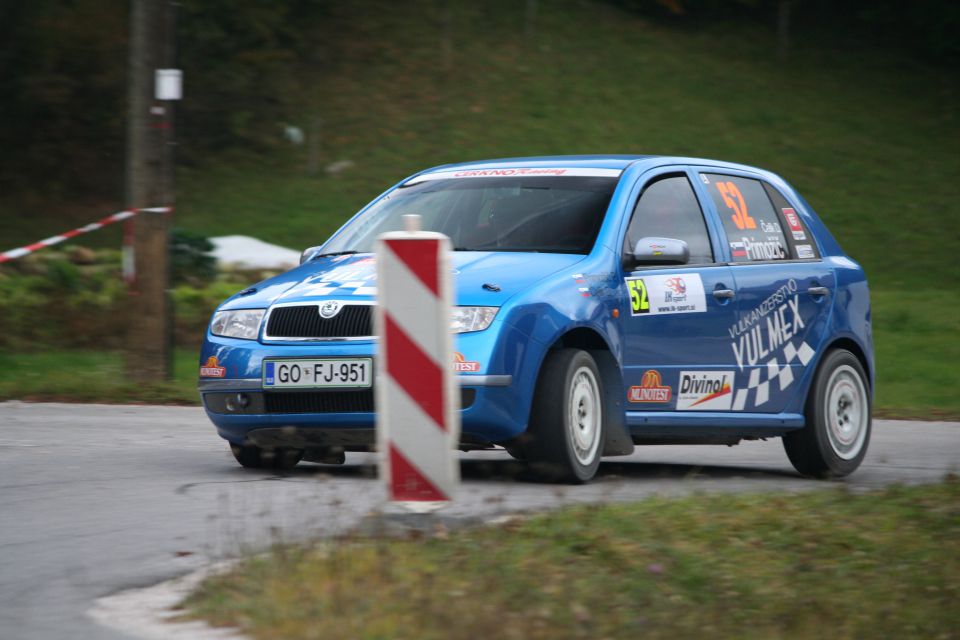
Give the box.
[1,402,958,640]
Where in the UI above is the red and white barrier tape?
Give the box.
[0,207,171,264]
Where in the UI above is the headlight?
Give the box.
[450,306,498,333]
[210,309,265,340]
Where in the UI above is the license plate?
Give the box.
[262,358,373,389]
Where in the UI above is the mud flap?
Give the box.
[591,350,634,456]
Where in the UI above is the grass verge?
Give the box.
[182,480,960,640]
[870,289,960,419]
[0,348,199,404]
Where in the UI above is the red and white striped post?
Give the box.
[375,214,459,509]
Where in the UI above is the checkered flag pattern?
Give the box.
[732,340,815,410]
[296,281,377,297]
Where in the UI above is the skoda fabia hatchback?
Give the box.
[199,156,873,482]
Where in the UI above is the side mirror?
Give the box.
[631,237,689,266]
[300,246,323,265]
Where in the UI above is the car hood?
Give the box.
[218,252,586,309]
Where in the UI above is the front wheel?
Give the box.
[525,349,605,483]
[783,349,871,478]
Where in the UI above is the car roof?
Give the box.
[418,154,771,176]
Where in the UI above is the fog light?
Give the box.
[225,393,250,412]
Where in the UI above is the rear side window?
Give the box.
[702,174,789,263]
[624,175,714,264]
[762,182,820,259]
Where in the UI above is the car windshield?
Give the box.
[320,175,619,255]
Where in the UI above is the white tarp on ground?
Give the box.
[209,235,301,270]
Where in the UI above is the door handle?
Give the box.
[808,286,830,297]
[712,288,735,299]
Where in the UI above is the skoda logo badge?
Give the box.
[319,301,342,319]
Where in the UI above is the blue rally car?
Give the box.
[199,155,873,482]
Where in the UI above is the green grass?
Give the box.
[3,0,957,292]
[182,480,960,639]
[0,348,199,404]
[178,0,958,292]
[872,290,960,419]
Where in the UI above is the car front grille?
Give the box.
[260,388,476,414]
[265,304,373,339]
[264,390,375,414]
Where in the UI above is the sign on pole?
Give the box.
[375,214,460,509]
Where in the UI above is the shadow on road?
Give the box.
[259,456,801,485]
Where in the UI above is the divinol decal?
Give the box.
[628,370,672,403]
[676,371,734,410]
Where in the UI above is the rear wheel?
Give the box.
[783,349,871,478]
[230,443,303,470]
[525,349,605,483]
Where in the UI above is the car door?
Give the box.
[619,169,741,413]
[694,168,835,414]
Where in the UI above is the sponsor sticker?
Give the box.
[405,167,622,184]
[200,355,226,378]
[453,352,481,373]
[571,272,618,299]
[725,277,818,409]
[782,207,806,240]
[676,371,734,410]
[796,244,815,259]
[626,273,706,316]
[628,369,673,403]
[728,279,804,371]
[739,237,787,261]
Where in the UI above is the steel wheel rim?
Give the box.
[823,364,868,460]
[568,366,602,466]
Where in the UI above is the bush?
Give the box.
[0,249,250,351]
[171,227,217,286]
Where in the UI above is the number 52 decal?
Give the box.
[626,278,649,315]
[716,181,756,231]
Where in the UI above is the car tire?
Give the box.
[783,349,871,478]
[230,443,303,471]
[525,348,605,483]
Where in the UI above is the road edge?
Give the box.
[87,562,246,640]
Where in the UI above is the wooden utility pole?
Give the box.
[125,0,175,381]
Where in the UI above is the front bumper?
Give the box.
[200,374,517,447]
[198,313,548,447]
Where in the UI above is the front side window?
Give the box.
[623,175,714,264]
[321,176,618,255]
[702,174,790,262]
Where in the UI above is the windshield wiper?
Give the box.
[312,250,359,259]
